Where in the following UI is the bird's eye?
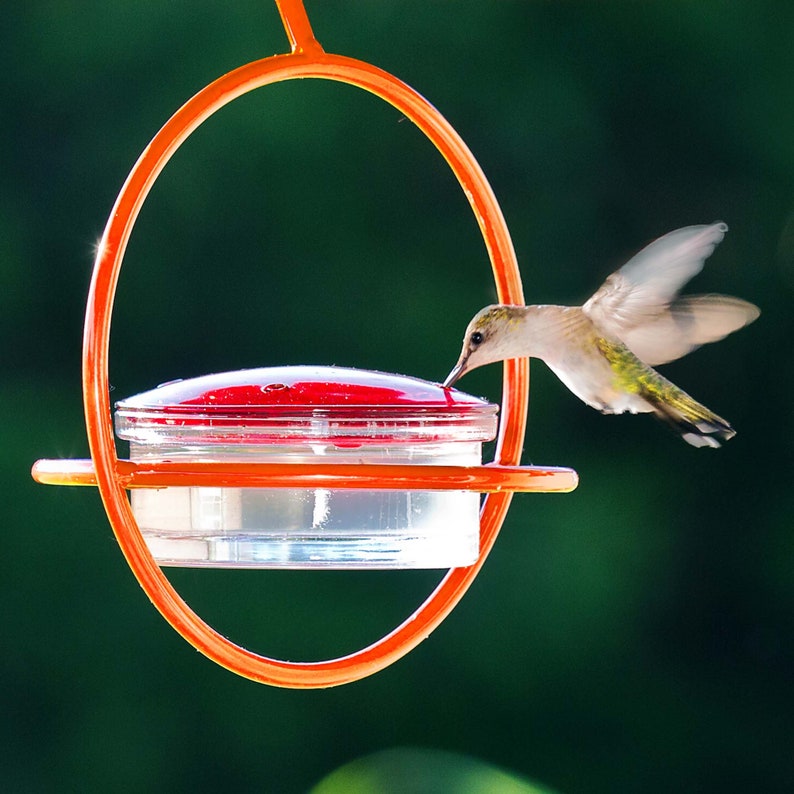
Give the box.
[470,331,484,346]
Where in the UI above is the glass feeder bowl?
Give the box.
[114,365,498,569]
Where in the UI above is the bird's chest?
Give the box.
[545,339,647,415]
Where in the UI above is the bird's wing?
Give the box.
[580,221,757,364]
[615,293,760,365]
[583,222,728,335]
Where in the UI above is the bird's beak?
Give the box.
[443,358,468,388]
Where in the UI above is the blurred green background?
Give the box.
[2,2,793,792]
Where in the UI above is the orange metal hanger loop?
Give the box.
[80,0,530,687]
[277,0,323,55]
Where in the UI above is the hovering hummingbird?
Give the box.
[444,222,759,447]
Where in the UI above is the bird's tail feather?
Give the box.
[644,387,735,448]
[595,336,737,447]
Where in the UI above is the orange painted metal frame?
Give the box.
[32,458,577,492]
[32,0,579,687]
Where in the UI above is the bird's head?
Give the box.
[443,304,526,388]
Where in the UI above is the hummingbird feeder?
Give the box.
[31,0,578,687]
[114,365,500,570]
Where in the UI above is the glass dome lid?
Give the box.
[114,365,498,446]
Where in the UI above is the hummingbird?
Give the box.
[443,222,759,447]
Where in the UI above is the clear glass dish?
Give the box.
[115,366,498,569]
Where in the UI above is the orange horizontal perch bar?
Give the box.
[32,458,578,493]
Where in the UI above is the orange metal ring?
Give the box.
[79,0,532,687]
